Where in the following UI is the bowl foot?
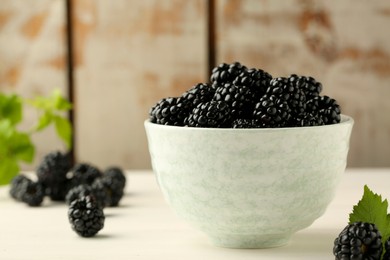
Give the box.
[208,233,291,249]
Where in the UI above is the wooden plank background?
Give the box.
[1,0,389,169]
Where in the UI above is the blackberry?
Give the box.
[9,175,31,201]
[104,167,126,190]
[90,179,109,208]
[267,77,306,116]
[306,95,341,125]
[333,222,382,260]
[65,184,94,205]
[68,195,105,237]
[185,101,231,128]
[210,62,247,89]
[383,238,390,260]
[233,68,272,98]
[101,175,125,207]
[213,83,254,118]
[36,151,72,201]
[253,95,291,128]
[21,181,45,207]
[231,118,261,128]
[291,113,325,127]
[181,83,215,107]
[149,97,191,126]
[289,74,322,99]
[69,163,102,188]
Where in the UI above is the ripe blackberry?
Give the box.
[289,74,323,99]
[181,83,215,107]
[213,83,254,118]
[291,113,325,127]
[65,184,94,205]
[36,151,72,201]
[70,163,102,188]
[68,195,105,237]
[104,167,126,190]
[91,178,124,207]
[210,62,247,89]
[253,95,291,128]
[149,97,191,126]
[231,118,261,128]
[333,222,382,260]
[21,181,45,207]
[185,101,231,128]
[267,77,306,116]
[9,175,31,201]
[233,68,272,98]
[306,95,341,125]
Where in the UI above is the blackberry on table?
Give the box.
[333,222,382,260]
[210,62,247,89]
[149,97,191,126]
[104,167,126,190]
[90,179,109,208]
[213,83,254,118]
[267,77,306,117]
[65,184,94,205]
[21,181,45,207]
[185,101,231,128]
[36,151,72,201]
[253,95,291,128]
[91,177,125,207]
[9,175,31,201]
[181,83,215,108]
[68,195,105,237]
[69,163,102,188]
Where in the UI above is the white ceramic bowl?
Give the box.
[144,115,354,248]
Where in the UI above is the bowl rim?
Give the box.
[144,114,353,132]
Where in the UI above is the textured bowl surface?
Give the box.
[144,115,354,248]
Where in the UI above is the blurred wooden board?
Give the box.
[72,0,207,169]
[0,0,68,168]
[215,0,390,167]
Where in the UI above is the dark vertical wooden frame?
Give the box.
[65,0,75,163]
[207,0,217,77]
[64,0,217,163]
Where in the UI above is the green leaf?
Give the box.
[52,89,72,111]
[349,185,390,243]
[0,157,19,185]
[28,89,72,112]
[0,118,34,185]
[54,115,72,149]
[0,93,22,125]
[34,111,53,131]
[8,132,35,163]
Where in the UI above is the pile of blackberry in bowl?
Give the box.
[145,62,353,249]
[149,62,341,128]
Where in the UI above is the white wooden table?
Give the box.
[1,168,389,260]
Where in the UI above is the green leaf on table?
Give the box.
[349,185,390,243]
[0,93,22,125]
[54,115,72,149]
